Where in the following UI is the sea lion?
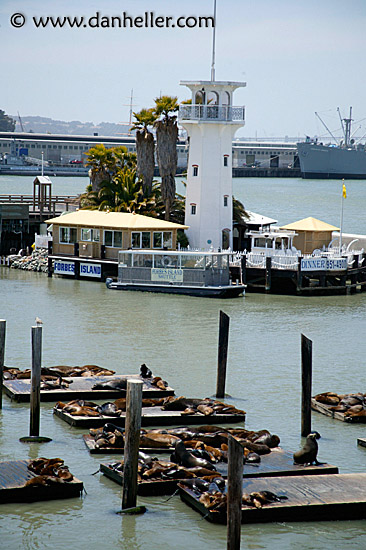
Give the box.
[92,378,127,391]
[253,432,280,448]
[314,392,340,406]
[100,402,120,417]
[293,433,320,465]
[171,440,216,470]
[140,364,152,378]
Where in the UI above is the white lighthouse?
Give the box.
[178,80,246,250]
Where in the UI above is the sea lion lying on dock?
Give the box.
[170,440,216,470]
[26,457,74,485]
[92,378,127,391]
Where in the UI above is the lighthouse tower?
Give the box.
[178,80,246,250]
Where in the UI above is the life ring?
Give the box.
[162,256,171,267]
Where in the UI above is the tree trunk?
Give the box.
[155,118,178,221]
[90,167,111,193]
[135,129,155,195]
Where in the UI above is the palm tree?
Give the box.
[85,144,134,192]
[131,108,157,195]
[154,95,179,221]
[80,167,157,214]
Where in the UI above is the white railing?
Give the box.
[35,235,52,249]
[179,104,245,122]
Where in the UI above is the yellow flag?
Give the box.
[342,183,347,199]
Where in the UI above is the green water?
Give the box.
[0,176,366,549]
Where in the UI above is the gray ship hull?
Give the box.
[297,141,366,179]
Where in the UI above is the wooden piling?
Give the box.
[122,379,143,511]
[216,311,230,399]
[240,255,247,285]
[30,326,42,436]
[0,320,6,410]
[265,257,272,292]
[301,334,312,437]
[227,434,243,550]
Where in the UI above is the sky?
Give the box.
[2,0,366,139]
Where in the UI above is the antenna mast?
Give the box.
[210,0,217,81]
[315,112,339,144]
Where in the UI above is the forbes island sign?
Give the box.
[151,268,183,283]
[301,258,347,272]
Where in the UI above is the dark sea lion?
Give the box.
[244,452,261,464]
[100,402,120,417]
[140,363,152,378]
[103,423,125,436]
[92,378,127,391]
[293,433,320,465]
[253,433,280,448]
[172,440,216,470]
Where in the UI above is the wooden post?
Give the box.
[30,326,42,436]
[0,320,6,410]
[47,240,53,278]
[122,379,143,511]
[227,434,243,550]
[301,333,312,437]
[297,257,303,293]
[216,310,230,399]
[265,256,272,292]
[240,255,246,285]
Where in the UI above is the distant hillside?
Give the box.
[11,115,133,137]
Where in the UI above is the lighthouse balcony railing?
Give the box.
[179,104,245,122]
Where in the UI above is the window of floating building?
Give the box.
[192,165,198,176]
[59,226,77,244]
[191,204,197,215]
[223,195,229,207]
[104,230,122,248]
[223,155,229,167]
[131,231,151,249]
[81,228,100,242]
[152,231,172,249]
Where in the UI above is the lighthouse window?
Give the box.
[223,196,228,207]
[223,156,228,167]
[191,204,197,215]
[193,165,198,176]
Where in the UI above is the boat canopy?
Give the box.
[118,249,230,270]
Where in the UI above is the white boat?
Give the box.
[106,249,245,298]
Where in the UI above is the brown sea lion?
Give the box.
[314,392,340,406]
[293,433,320,465]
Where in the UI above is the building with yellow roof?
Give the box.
[281,217,339,254]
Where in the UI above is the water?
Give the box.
[0,175,366,549]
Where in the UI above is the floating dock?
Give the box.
[0,460,83,504]
[311,398,366,423]
[83,434,171,454]
[215,448,338,478]
[3,374,174,402]
[179,473,366,524]
[54,407,246,428]
[357,438,366,448]
[100,463,179,496]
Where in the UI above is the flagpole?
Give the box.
[339,179,345,255]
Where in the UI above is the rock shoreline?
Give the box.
[6,249,49,273]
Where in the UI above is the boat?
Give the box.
[297,108,366,179]
[105,249,245,298]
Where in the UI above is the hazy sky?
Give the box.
[2,0,366,138]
